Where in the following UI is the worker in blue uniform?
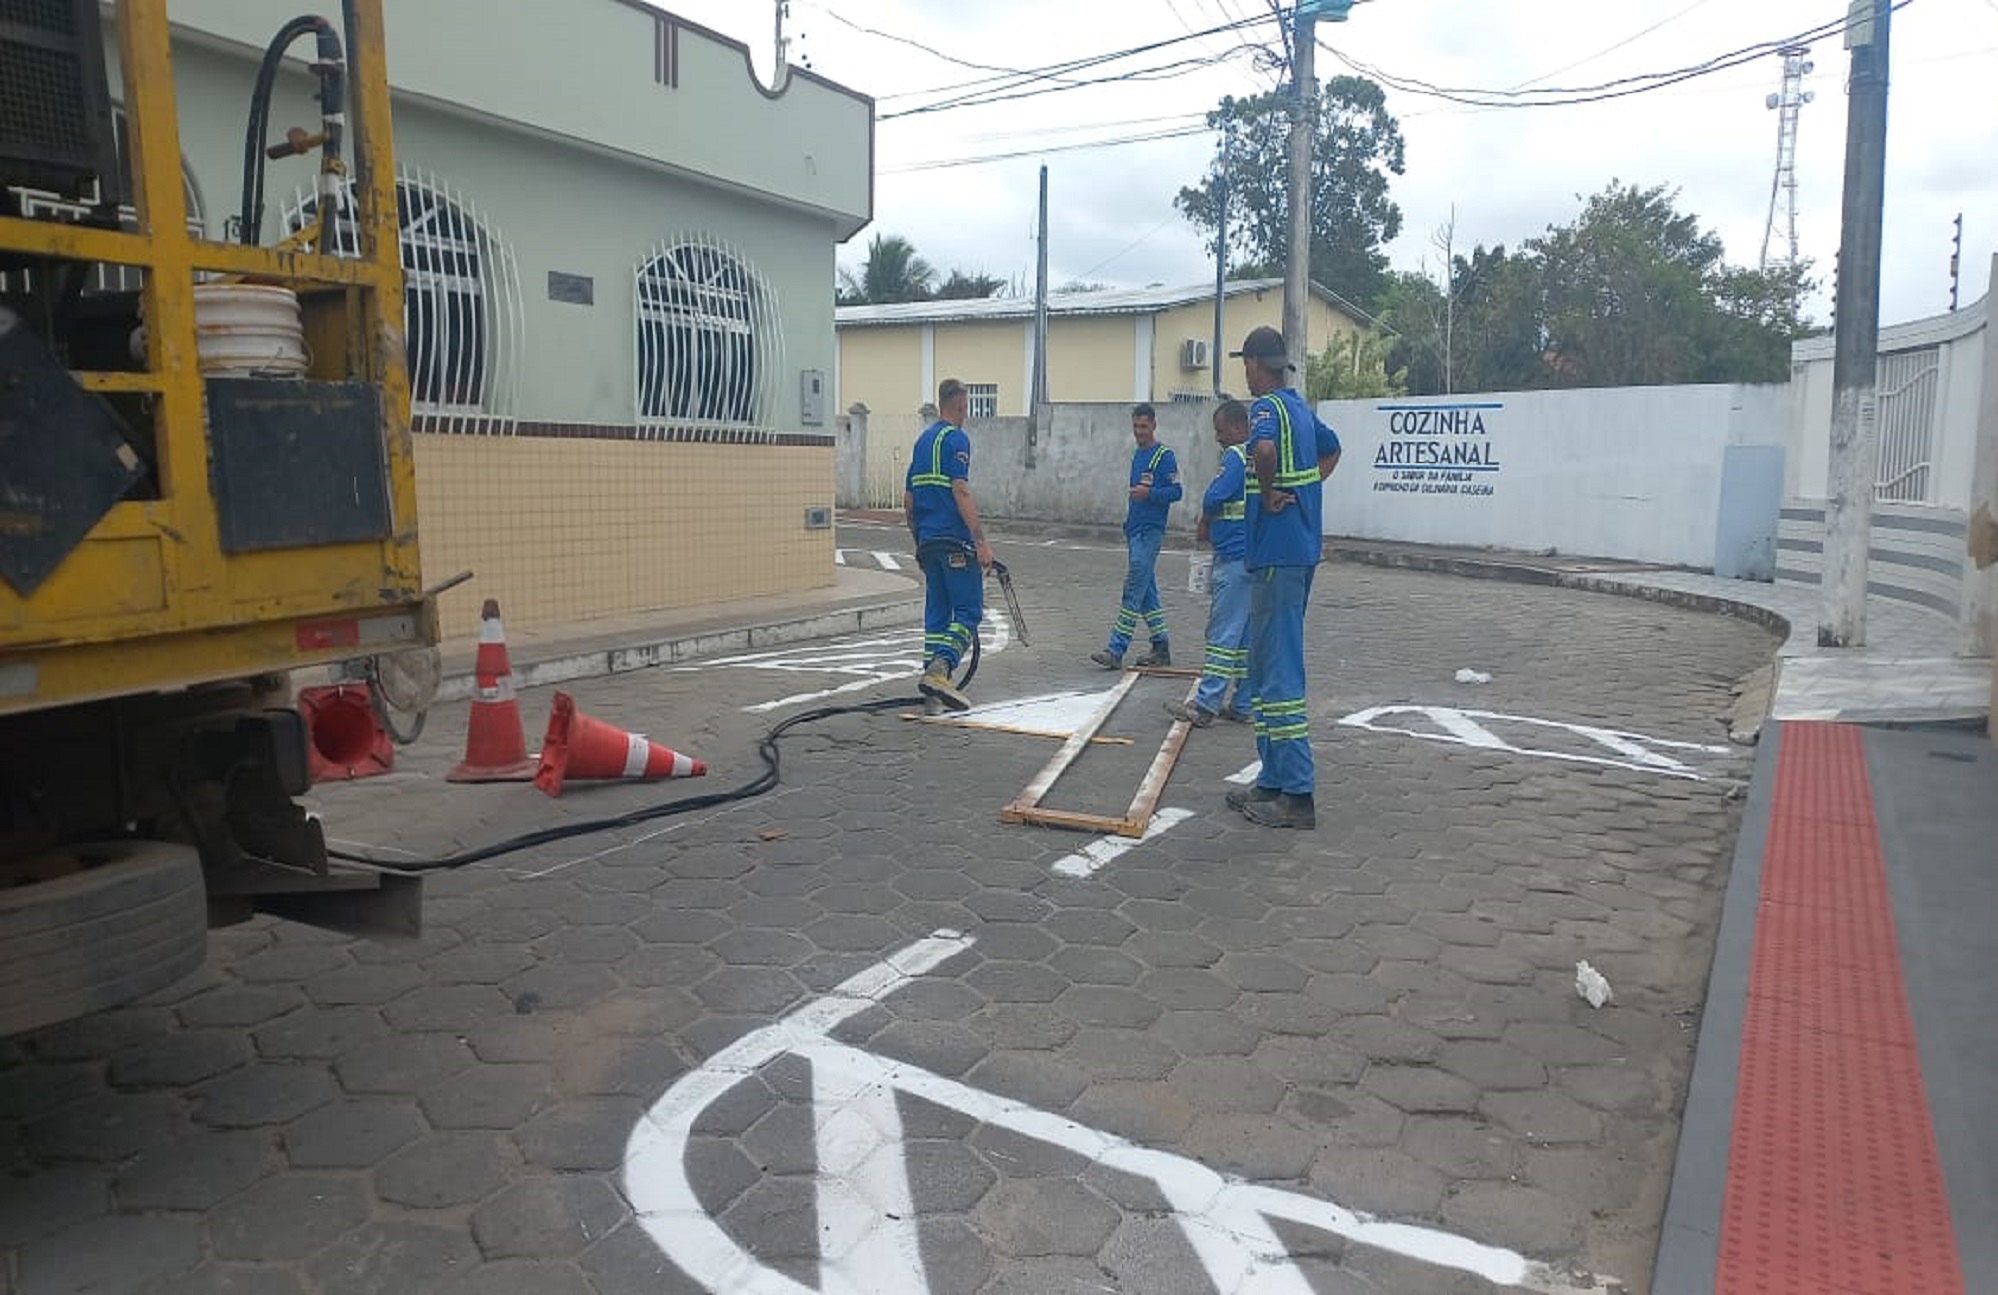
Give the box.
[1165,399,1254,727]
[1091,403,1183,670]
[905,378,993,713]
[1226,327,1341,829]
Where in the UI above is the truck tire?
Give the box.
[0,841,207,1038]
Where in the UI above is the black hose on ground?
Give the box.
[326,629,982,874]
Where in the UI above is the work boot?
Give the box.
[1241,792,1317,829]
[1225,784,1281,812]
[1221,708,1253,724]
[1163,700,1214,728]
[922,695,946,717]
[918,658,970,712]
[1089,649,1123,670]
[1135,644,1172,668]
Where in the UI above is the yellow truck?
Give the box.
[1,0,438,1034]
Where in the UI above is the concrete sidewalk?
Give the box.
[428,565,919,703]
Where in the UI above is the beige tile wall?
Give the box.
[414,435,835,641]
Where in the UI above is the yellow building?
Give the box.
[835,279,1370,420]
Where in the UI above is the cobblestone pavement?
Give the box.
[0,520,1778,1294]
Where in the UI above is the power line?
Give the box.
[1075,213,1185,280]
[882,124,1212,175]
[1505,0,1718,91]
[1320,3,1913,111]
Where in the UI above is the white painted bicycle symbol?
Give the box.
[623,932,1614,1294]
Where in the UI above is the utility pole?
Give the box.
[1283,1,1353,364]
[772,1,790,89]
[1032,164,1050,411]
[1211,109,1231,398]
[1281,6,1317,364]
[1819,0,1893,649]
[1950,213,1963,311]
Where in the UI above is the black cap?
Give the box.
[1229,325,1292,368]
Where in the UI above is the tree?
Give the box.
[836,233,936,305]
[1054,279,1111,294]
[933,269,1007,301]
[1175,77,1406,308]
[1526,182,1812,387]
[1305,329,1405,401]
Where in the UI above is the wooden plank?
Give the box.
[1130,665,1202,679]
[899,715,1132,744]
[1005,805,1140,836]
[1124,678,1202,834]
[1002,672,1139,819]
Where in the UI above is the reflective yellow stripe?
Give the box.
[1218,443,1248,519]
[910,423,959,487]
[1265,397,1319,489]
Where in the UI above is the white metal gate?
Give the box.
[285,165,524,434]
[1873,344,1940,503]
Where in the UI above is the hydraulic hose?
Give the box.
[238,16,344,246]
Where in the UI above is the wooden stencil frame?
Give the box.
[1000,672,1201,838]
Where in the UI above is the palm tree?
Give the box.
[837,233,936,305]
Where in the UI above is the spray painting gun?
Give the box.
[988,559,1030,646]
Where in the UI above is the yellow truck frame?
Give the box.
[1,0,436,1033]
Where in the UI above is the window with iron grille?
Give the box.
[966,383,999,420]
[285,168,523,432]
[635,235,783,433]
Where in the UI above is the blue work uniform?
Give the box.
[1104,442,1183,658]
[906,420,982,672]
[1245,388,1341,796]
[1193,442,1252,719]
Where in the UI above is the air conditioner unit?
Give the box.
[1179,339,1210,371]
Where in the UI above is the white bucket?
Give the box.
[1187,552,1213,596]
[191,283,309,377]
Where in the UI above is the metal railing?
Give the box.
[285,165,524,434]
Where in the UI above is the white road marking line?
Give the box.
[1225,760,1262,786]
[1050,808,1196,878]
[834,549,848,566]
[1339,704,1737,781]
[624,932,1611,1295]
[872,551,903,571]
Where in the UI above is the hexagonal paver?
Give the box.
[149,1261,310,1294]
[26,1092,189,1161]
[963,961,1068,1004]
[306,1221,483,1295]
[1216,953,1312,993]
[0,1162,109,1247]
[692,966,806,1015]
[1066,1082,1197,1145]
[1309,1145,1451,1219]
[115,1130,273,1210]
[1436,1040,1548,1092]
[17,1214,199,1292]
[867,1020,989,1079]
[901,1140,997,1213]
[421,1062,555,1129]
[1480,1089,1606,1145]
[965,1052,1090,1111]
[196,1062,339,1128]
[209,1172,371,1260]
[253,1006,390,1061]
[970,1179,1118,1257]
[1056,985,1162,1030]
[283,1098,427,1168]
[375,1132,512,1208]
[427,1258,595,1295]
[1167,1056,1284,1114]
[718,1177,818,1281]
[709,928,813,966]
[335,1032,477,1095]
[175,986,304,1029]
[1136,968,1241,1011]
[1360,1064,1482,1115]
[471,1175,630,1259]
[502,964,622,1014]
[515,1097,646,1171]
[109,1030,253,1087]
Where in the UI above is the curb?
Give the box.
[434,596,926,703]
[1324,542,1796,639]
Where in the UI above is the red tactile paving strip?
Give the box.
[1716,722,1966,1295]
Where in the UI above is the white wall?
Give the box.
[1317,385,1789,568]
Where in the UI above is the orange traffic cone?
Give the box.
[533,691,706,798]
[447,599,538,783]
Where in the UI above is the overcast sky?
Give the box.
[665,0,1993,326]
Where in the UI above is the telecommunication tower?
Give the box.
[1760,45,1815,270]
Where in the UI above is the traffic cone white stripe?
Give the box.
[670,752,695,777]
[476,675,517,704]
[623,732,650,778]
[478,618,508,645]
